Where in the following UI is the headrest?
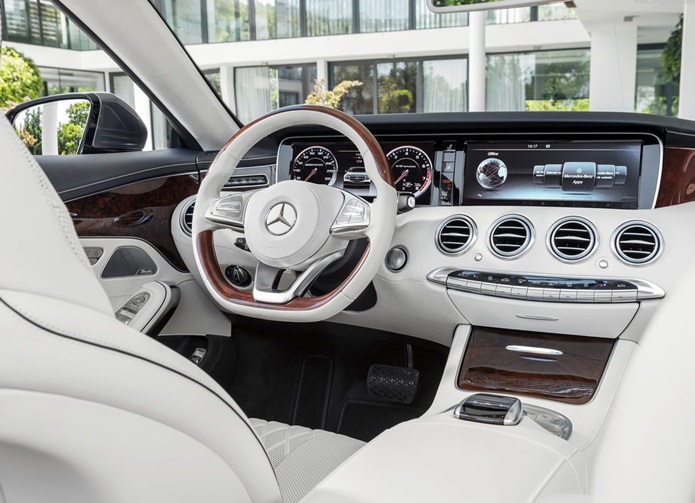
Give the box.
[0,115,112,315]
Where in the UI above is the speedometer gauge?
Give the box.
[386,146,433,198]
[291,146,338,185]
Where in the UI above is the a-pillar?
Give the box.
[589,20,637,112]
[469,10,486,112]
[680,3,695,120]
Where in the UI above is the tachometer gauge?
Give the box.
[386,146,433,198]
[291,146,338,185]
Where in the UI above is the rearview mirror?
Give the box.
[427,0,563,13]
[6,92,148,155]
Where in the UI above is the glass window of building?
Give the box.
[3,0,32,43]
[537,3,578,21]
[255,0,300,39]
[206,0,251,42]
[333,57,467,115]
[152,0,204,44]
[636,46,679,117]
[305,0,353,37]
[361,0,409,33]
[415,1,468,30]
[41,67,105,95]
[486,49,589,111]
[486,7,530,25]
[203,69,222,94]
[234,64,317,123]
[332,64,375,115]
[422,58,467,113]
[376,61,417,114]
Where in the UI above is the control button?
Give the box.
[448,277,468,291]
[612,290,638,303]
[576,290,595,303]
[559,289,577,302]
[495,285,512,297]
[593,291,613,303]
[234,237,250,252]
[386,247,408,272]
[542,289,561,301]
[481,283,497,296]
[511,286,528,299]
[526,287,544,300]
[466,281,483,293]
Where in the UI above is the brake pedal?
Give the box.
[367,364,419,404]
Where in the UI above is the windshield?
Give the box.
[0,0,685,142]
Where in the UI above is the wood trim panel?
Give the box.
[458,328,614,405]
[197,230,370,311]
[66,175,199,271]
[656,147,695,207]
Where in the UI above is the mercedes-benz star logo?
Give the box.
[265,202,297,236]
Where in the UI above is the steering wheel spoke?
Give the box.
[330,193,371,238]
[253,250,346,304]
[204,191,255,231]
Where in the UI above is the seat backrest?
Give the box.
[0,113,281,502]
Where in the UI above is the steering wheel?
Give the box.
[192,105,397,322]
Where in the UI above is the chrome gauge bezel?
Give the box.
[385,145,433,199]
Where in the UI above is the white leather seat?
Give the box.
[0,114,363,502]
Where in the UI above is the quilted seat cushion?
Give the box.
[249,419,365,503]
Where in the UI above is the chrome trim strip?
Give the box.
[506,345,563,356]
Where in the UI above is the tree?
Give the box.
[662,15,683,84]
[57,101,91,155]
[0,47,43,111]
[305,80,362,108]
[19,108,43,155]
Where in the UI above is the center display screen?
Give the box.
[462,141,642,208]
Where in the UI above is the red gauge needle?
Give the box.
[304,168,318,182]
[394,169,409,186]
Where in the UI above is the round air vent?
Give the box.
[489,216,533,258]
[180,198,196,236]
[549,218,597,262]
[614,221,662,265]
[436,216,476,255]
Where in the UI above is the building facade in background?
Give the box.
[0,0,682,148]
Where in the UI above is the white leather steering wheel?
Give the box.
[192,105,397,322]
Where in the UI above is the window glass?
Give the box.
[206,0,250,42]
[538,3,578,21]
[376,61,417,114]
[486,7,530,25]
[415,1,467,29]
[234,64,317,123]
[332,64,375,115]
[204,69,222,94]
[41,67,105,95]
[255,0,300,40]
[306,0,352,37]
[486,49,590,111]
[361,0,409,33]
[636,47,679,116]
[422,58,467,113]
[157,0,204,44]
[3,0,31,42]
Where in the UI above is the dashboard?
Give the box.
[276,133,662,210]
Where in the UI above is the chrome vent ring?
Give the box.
[436,215,476,255]
[180,198,196,236]
[614,221,662,265]
[489,216,533,258]
[549,218,597,262]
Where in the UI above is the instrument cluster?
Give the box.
[285,141,435,203]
